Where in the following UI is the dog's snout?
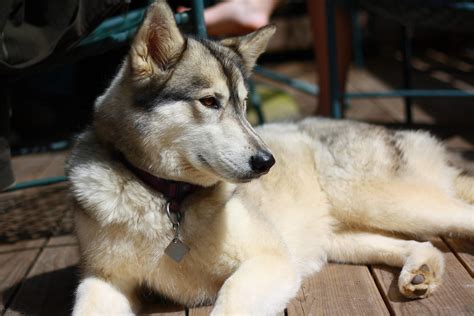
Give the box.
[250,151,275,174]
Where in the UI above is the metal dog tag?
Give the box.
[165,238,189,262]
[164,201,189,262]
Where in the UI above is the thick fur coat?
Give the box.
[68,1,474,315]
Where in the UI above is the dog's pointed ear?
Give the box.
[130,0,185,81]
[220,25,276,76]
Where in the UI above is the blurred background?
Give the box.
[1,0,474,238]
[0,1,473,314]
[1,1,473,157]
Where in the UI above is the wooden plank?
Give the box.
[0,240,46,311]
[145,307,186,316]
[443,238,474,277]
[6,238,182,315]
[0,239,45,254]
[0,250,42,312]
[11,151,67,183]
[144,306,186,316]
[345,68,406,123]
[188,305,213,316]
[372,239,474,315]
[140,297,186,316]
[287,263,389,316]
[139,287,186,316]
[345,66,447,126]
[6,245,80,316]
[46,235,78,247]
[344,96,398,124]
[188,305,284,315]
[38,152,67,180]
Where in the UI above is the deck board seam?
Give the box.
[299,284,306,316]
[1,238,49,316]
[44,242,79,248]
[0,246,46,255]
[38,155,65,180]
[368,265,396,316]
[441,236,474,278]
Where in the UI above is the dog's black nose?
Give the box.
[250,151,275,174]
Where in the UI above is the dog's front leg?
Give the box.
[73,276,138,316]
[211,254,300,316]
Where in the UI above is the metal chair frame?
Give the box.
[7,0,474,192]
[326,0,474,122]
[6,0,320,192]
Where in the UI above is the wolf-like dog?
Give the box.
[68,1,474,315]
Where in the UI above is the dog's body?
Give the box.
[68,1,474,315]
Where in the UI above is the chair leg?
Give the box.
[249,80,265,125]
[351,8,364,69]
[308,0,352,118]
[191,0,208,38]
[0,86,15,190]
[401,25,413,125]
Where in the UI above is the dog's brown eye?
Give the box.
[199,96,219,109]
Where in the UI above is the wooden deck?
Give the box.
[1,55,474,315]
[1,176,473,315]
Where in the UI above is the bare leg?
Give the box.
[73,276,138,315]
[204,0,280,36]
[211,255,300,315]
[328,232,445,298]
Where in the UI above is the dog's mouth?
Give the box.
[197,154,260,183]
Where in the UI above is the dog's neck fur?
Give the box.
[118,151,202,211]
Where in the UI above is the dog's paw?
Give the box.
[399,263,437,298]
[398,243,444,299]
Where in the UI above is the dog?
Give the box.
[67,1,474,314]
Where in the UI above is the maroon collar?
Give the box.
[119,153,201,214]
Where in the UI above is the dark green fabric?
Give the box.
[0,0,123,74]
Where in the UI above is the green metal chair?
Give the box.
[325,0,474,122]
[3,0,321,192]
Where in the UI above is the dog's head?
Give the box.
[94,0,276,186]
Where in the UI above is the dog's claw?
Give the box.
[411,274,425,285]
[413,288,428,296]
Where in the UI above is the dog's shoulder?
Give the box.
[67,129,162,227]
[67,129,107,172]
[67,128,119,188]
